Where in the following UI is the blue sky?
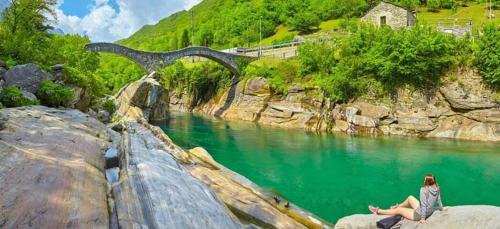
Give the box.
[52,0,200,42]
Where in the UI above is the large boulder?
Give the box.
[427,115,499,141]
[3,64,53,94]
[463,108,500,123]
[439,69,498,110]
[350,101,391,119]
[244,77,271,96]
[115,72,169,121]
[113,122,242,228]
[51,64,65,82]
[334,205,500,229]
[0,106,110,228]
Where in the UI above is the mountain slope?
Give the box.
[119,0,369,51]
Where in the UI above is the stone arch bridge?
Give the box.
[85,43,255,75]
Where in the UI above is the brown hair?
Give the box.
[423,173,437,187]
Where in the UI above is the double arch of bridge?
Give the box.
[85,43,256,76]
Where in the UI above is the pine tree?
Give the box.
[180,29,190,48]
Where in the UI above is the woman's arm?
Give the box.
[437,191,444,210]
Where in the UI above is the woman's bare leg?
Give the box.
[397,195,420,209]
[378,208,415,220]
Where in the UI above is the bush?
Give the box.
[0,86,39,107]
[102,99,116,115]
[476,23,500,88]
[160,61,233,102]
[244,60,300,94]
[427,0,442,11]
[298,42,336,76]
[296,24,458,102]
[37,80,74,107]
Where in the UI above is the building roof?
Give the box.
[361,1,415,19]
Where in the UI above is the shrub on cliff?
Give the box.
[297,24,457,102]
[160,61,233,101]
[37,80,74,107]
[476,23,499,88]
[244,59,299,94]
[0,86,39,107]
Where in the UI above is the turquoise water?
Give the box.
[158,113,500,223]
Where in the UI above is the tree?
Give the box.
[180,29,190,48]
[287,11,320,33]
[169,34,179,50]
[0,0,57,65]
[427,0,441,11]
[476,23,500,87]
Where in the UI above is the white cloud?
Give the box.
[53,0,201,42]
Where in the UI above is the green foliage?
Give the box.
[426,0,459,11]
[287,11,320,33]
[0,1,107,107]
[0,86,39,107]
[94,54,145,94]
[244,60,299,94]
[102,99,117,115]
[181,29,190,48]
[46,34,99,74]
[296,24,458,102]
[0,0,56,66]
[476,23,500,87]
[37,80,74,107]
[121,0,370,50]
[160,61,233,102]
[298,42,336,76]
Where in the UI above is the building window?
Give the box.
[380,16,386,26]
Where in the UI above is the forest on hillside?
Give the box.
[0,0,498,109]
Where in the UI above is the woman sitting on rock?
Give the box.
[368,173,444,223]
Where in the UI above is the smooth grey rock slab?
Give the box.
[334,205,500,229]
[113,122,242,229]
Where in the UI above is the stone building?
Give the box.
[361,1,416,29]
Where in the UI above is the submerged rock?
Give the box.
[113,122,242,228]
[334,205,500,229]
[0,106,110,228]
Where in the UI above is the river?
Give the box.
[157,112,500,224]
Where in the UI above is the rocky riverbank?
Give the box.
[334,205,500,229]
[0,105,331,228]
[112,73,332,228]
[1,71,498,228]
[167,68,499,142]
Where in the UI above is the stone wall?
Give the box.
[361,2,415,29]
[436,25,472,38]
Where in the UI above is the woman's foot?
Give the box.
[368,205,379,215]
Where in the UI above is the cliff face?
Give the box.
[168,68,500,141]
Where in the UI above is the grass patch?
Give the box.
[259,25,298,46]
[417,3,500,32]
